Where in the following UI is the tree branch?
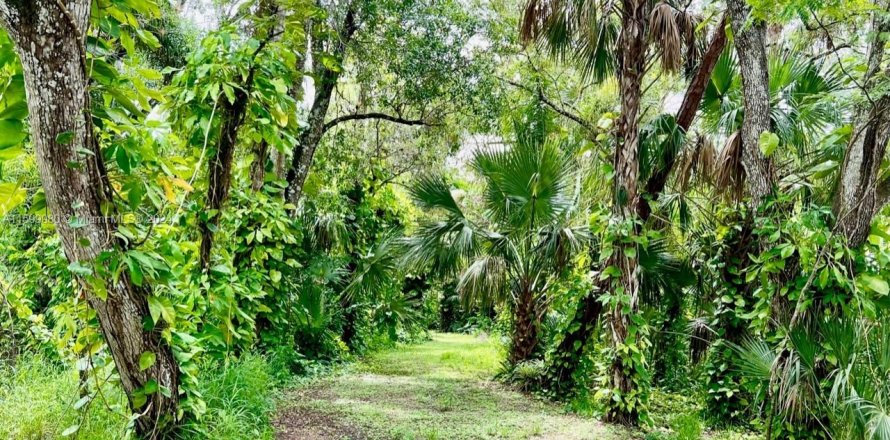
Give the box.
[323,112,432,134]
[501,78,595,134]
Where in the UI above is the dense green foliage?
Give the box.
[3,0,890,439]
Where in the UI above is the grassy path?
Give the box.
[273,333,629,440]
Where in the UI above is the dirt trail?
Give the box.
[273,333,627,440]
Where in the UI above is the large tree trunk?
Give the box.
[832,1,890,247]
[638,16,727,221]
[0,1,180,435]
[285,6,358,205]
[728,0,775,206]
[603,0,648,426]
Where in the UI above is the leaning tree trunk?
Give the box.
[603,0,649,426]
[285,67,338,204]
[638,16,727,221]
[285,6,358,205]
[728,0,775,206]
[832,0,890,247]
[0,1,180,435]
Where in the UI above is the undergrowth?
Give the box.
[0,354,282,439]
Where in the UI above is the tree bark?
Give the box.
[603,0,648,426]
[728,0,775,206]
[832,1,890,247]
[0,1,180,435]
[638,15,728,221]
[250,140,269,191]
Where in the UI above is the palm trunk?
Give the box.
[0,1,179,435]
[510,286,540,364]
[602,0,648,426]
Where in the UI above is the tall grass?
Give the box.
[0,357,128,439]
[0,354,278,439]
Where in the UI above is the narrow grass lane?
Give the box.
[273,333,628,440]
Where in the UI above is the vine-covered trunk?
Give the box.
[199,92,249,268]
[0,1,180,435]
[603,0,648,426]
[250,140,269,191]
[510,287,540,364]
[544,291,603,395]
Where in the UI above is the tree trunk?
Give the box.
[0,1,180,435]
[603,0,648,426]
[198,1,278,267]
[544,290,603,396]
[285,6,358,205]
[638,15,727,221]
[199,91,249,268]
[832,1,890,247]
[728,0,775,206]
[285,70,338,204]
[510,287,540,364]
[250,140,269,191]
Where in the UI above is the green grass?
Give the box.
[0,354,278,440]
[276,333,630,439]
[0,357,128,439]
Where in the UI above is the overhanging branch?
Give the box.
[322,112,432,134]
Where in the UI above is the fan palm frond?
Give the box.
[520,0,618,82]
[714,131,745,200]
[472,135,576,230]
[457,255,510,307]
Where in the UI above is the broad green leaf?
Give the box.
[0,182,25,215]
[759,131,779,158]
[859,274,889,295]
[67,261,93,277]
[0,119,26,149]
[139,351,156,371]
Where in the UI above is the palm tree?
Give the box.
[405,117,588,364]
[520,0,714,424]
